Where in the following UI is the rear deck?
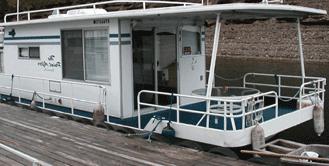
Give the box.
[0,103,257,166]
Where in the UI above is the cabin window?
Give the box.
[61,30,84,80]
[61,29,109,83]
[18,47,40,59]
[84,30,109,82]
[182,30,201,55]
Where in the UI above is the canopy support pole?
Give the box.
[17,0,19,21]
[297,18,305,86]
[206,14,221,97]
[206,14,221,128]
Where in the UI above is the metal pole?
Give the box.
[17,0,19,21]
[206,14,221,97]
[297,18,305,84]
[206,14,221,128]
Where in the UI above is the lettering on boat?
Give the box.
[37,55,61,72]
[93,19,110,24]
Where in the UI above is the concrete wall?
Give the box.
[206,0,329,62]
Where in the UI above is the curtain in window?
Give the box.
[29,47,40,59]
[84,30,109,82]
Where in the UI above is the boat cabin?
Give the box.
[0,0,326,147]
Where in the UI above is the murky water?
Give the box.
[210,57,329,144]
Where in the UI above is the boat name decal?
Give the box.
[93,19,110,24]
[38,55,61,72]
[8,29,16,38]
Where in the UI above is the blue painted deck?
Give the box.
[113,102,296,130]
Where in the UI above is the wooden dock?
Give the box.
[0,103,258,166]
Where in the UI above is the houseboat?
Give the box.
[0,0,326,148]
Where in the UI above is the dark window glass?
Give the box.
[61,30,84,80]
[29,47,40,59]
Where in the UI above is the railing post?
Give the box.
[42,80,45,108]
[242,100,246,129]
[278,76,281,97]
[18,77,21,103]
[322,81,325,103]
[71,82,74,115]
[275,94,278,118]
[206,99,210,128]
[176,96,180,123]
[70,99,74,114]
[137,92,141,129]
[224,101,227,131]
[42,98,45,109]
[243,74,247,88]
[299,85,303,109]
[143,2,146,10]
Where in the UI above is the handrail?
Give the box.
[244,73,324,81]
[243,72,326,100]
[0,73,108,121]
[137,89,278,130]
[299,79,326,108]
[4,0,201,23]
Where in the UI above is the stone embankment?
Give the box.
[205,0,329,62]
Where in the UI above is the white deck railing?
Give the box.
[0,74,107,120]
[138,73,326,131]
[4,0,201,23]
[243,73,326,103]
[137,90,278,131]
[262,0,284,4]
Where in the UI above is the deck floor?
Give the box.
[0,103,259,166]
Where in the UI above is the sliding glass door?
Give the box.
[132,30,155,109]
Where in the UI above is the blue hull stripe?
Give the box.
[4,36,61,40]
[109,33,131,38]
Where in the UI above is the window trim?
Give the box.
[60,27,111,85]
[18,46,40,60]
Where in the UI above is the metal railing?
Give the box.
[4,0,201,23]
[243,73,326,101]
[299,79,326,109]
[0,74,107,120]
[262,0,284,4]
[137,90,278,131]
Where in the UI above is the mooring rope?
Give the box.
[33,91,52,101]
[126,116,163,143]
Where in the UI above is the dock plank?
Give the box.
[0,103,258,166]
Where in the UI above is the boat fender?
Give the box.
[161,122,175,138]
[297,99,313,109]
[92,103,105,126]
[251,123,265,150]
[297,96,323,109]
[30,92,38,111]
[30,100,37,110]
[313,105,324,136]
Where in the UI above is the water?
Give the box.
[210,57,329,145]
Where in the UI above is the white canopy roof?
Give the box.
[0,3,327,26]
